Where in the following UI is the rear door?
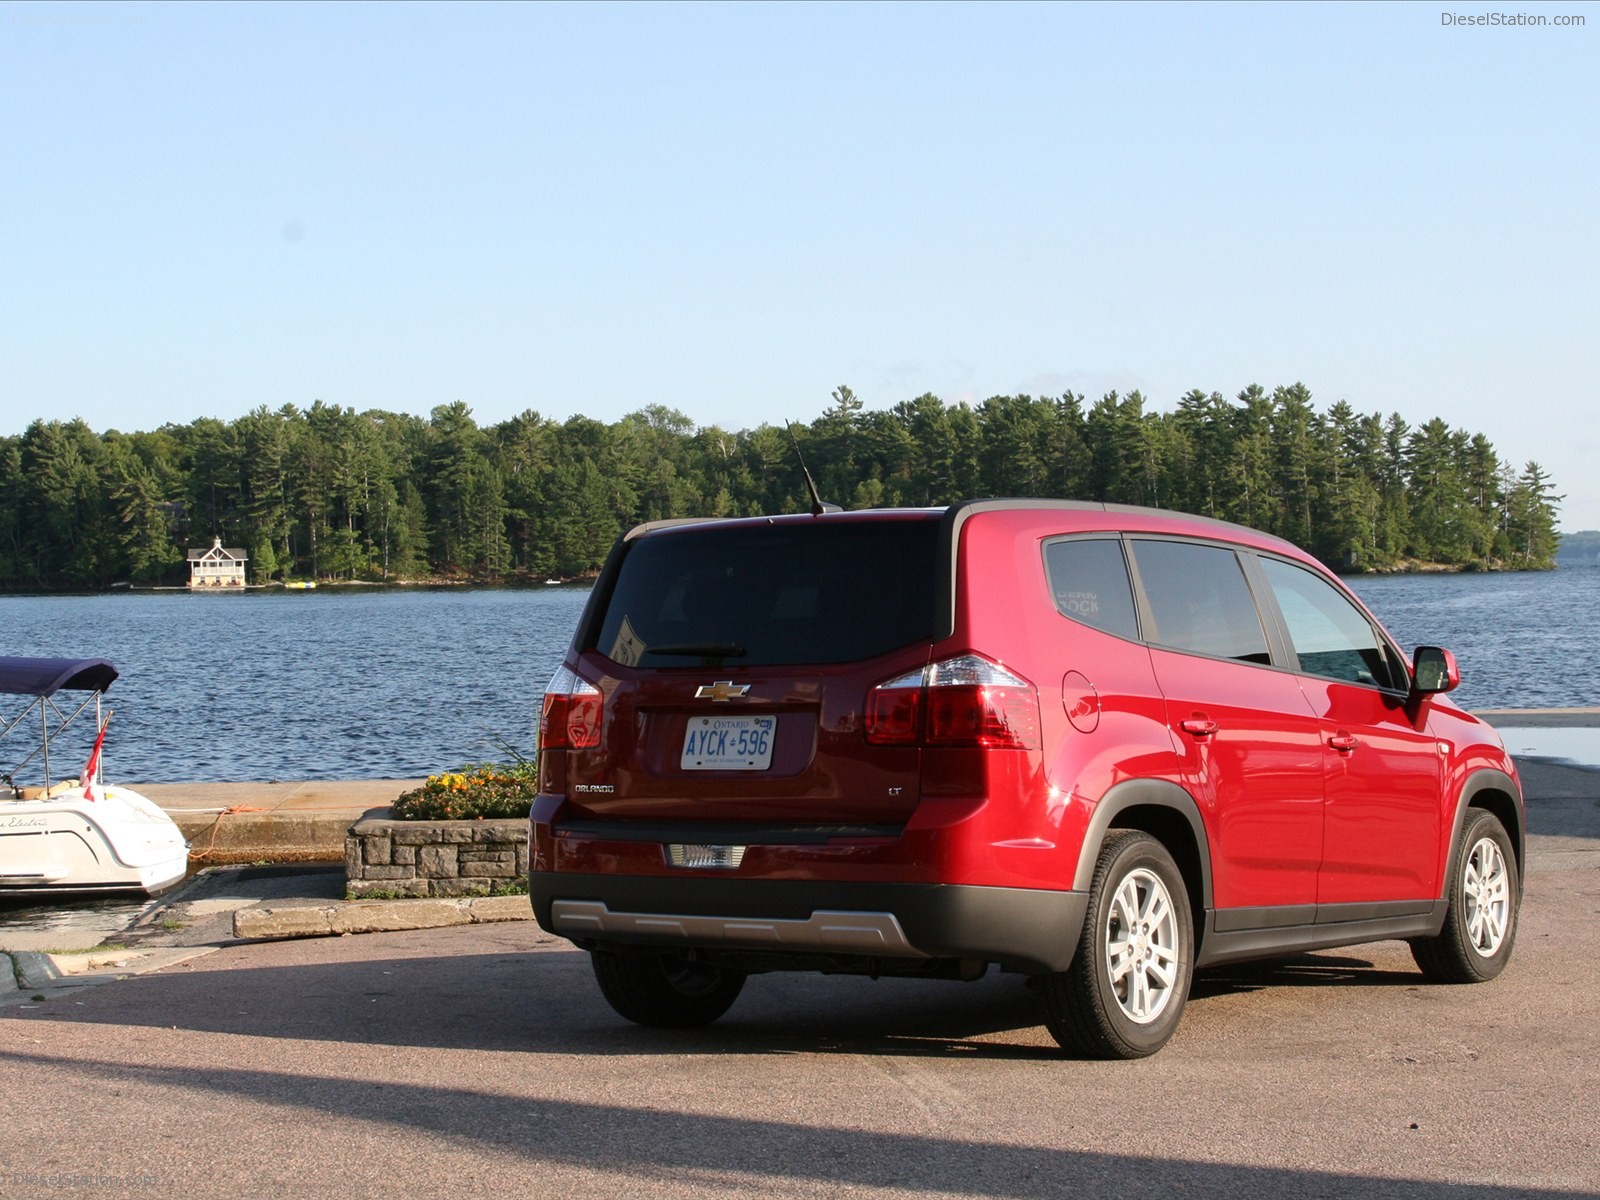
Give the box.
[1129,538,1326,914]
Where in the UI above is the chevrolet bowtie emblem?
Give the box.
[695,681,750,702]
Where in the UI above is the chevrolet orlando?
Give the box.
[530,501,1522,1058]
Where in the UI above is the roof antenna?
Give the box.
[785,422,840,517]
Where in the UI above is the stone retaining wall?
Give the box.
[345,812,528,898]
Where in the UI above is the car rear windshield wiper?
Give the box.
[648,643,747,658]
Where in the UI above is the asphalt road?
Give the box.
[2,759,1597,1200]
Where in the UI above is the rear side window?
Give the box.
[1043,538,1140,640]
[1259,557,1404,690]
[1131,540,1271,664]
[592,520,941,667]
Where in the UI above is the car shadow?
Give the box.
[1191,951,1425,1000]
[7,926,1443,1061]
[10,940,1063,1058]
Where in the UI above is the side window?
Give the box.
[1043,538,1139,640]
[1131,540,1271,664]
[1259,558,1401,690]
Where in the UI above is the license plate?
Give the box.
[681,715,776,770]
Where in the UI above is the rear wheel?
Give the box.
[590,949,747,1027]
[1042,830,1193,1059]
[1410,809,1518,983]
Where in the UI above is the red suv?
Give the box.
[531,501,1523,1058]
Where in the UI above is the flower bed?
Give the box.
[390,762,538,821]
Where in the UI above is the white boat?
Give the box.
[1,657,189,896]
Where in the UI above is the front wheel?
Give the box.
[1042,830,1194,1059]
[590,949,747,1027]
[1410,809,1519,983]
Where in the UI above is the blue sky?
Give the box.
[4,1,1595,527]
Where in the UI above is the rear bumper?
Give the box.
[529,872,1088,974]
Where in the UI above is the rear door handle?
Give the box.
[1180,718,1218,738]
[1328,733,1358,754]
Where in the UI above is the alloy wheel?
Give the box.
[1463,836,1511,957]
[1104,866,1180,1024]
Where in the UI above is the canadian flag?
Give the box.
[82,715,109,801]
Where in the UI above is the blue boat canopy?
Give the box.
[0,657,119,697]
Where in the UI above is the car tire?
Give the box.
[590,949,747,1027]
[1042,830,1193,1059]
[1410,809,1519,984]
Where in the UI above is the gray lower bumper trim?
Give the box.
[551,899,927,958]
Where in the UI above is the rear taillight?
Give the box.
[540,665,603,750]
[865,654,1040,749]
[865,667,924,745]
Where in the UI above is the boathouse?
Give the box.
[187,537,248,588]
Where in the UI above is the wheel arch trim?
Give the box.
[1072,779,1214,910]
[1450,767,1526,897]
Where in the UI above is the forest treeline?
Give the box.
[0,383,1563,589]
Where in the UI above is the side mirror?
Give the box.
[1412,646,1460,694]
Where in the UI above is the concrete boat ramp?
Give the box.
[138,777,424,863]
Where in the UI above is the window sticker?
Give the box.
[1057,590,1102,621]
[610,615,645,668]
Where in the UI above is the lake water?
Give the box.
[1,567,1596,785]
[1345,567,1599,711]
[1,586,591,784]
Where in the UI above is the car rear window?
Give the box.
[1043,537,1140,640]
[592,519,941,667]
